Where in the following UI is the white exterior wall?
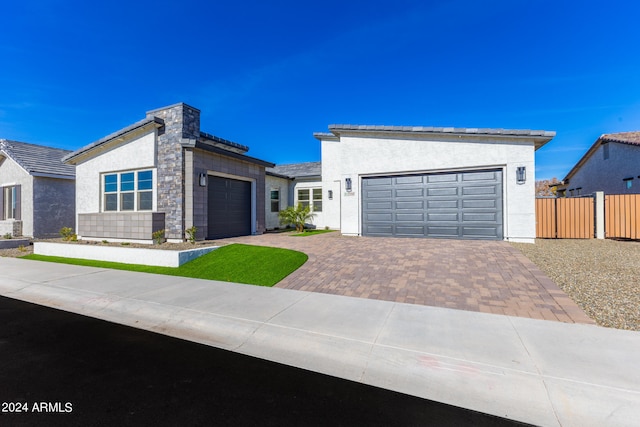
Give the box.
[265,175,290,230]
[321,134,537,242]
[0,157,33,236]
[292,180,327,229]
[75,131,158,220]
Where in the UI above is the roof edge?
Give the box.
[63,117,164,164]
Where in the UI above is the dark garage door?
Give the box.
[207,176,252,239]
[362,170,503,240]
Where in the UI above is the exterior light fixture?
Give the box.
[516,167,526,185]
[328,190,333,200]
[345,178,352,192]
[199,173,207,187]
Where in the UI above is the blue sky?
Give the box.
[1,0,639,180]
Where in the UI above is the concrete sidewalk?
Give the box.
[1,257,638,427]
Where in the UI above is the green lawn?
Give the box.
[23,244,307,287]
[290,229,335,237]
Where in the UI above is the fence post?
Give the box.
[595,191,605,239]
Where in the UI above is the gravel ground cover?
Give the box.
[512,239,640,331]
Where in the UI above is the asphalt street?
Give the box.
[0,296,530,426]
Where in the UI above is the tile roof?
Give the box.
[267,161,321,179]
[0,139,75,178]
[600,131,640,146]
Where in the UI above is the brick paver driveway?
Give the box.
[216,232,593,324]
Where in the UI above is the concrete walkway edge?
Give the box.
[1,257,639,427]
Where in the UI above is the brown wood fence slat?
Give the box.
[536,198,556,238]
[536,197,594,238]
[606,194,640,239]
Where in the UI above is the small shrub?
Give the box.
[70,234,78,242]
[3,233,12,239]
[186,226,197,244]
[18,245,26,252]
[121,242,130,246]
[59,227,74,241]
[278,204,316,233]
[152,229,165,245]
[102,240,109,244]
[325,226,330,230]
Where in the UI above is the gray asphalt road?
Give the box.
[0,296,530,426]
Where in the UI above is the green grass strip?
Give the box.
[290,229,335,237]
[23,244,308,287]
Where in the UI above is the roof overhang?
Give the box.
[318,125,556,150]
[63,117,164,165]
[194,142,275,168]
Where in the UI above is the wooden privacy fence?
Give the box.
[536,197,594,239]
[536,194,640,239]
[606,194,640,239]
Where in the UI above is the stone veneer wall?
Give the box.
[191,149,267,239]
[147,104,200,240]
[78,212,165,240]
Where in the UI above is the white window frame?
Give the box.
[296,187,322,212]
[102,169,154,212]
[3,186,17,219]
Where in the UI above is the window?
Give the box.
[270,189,280,213]
[2,186,19,219]
[296,188,322,212]
[603,143,609,160]
[103,170,153,212]
[624,178,633,190]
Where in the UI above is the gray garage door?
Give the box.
[362,170,503,240]
[207,176,252,239]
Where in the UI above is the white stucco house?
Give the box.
[63,103,274,243]
[556,132,640,197]
[0,139,76,238]
[272,125,554,243]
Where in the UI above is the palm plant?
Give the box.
[278,204,316,233]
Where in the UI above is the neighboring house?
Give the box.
[556,132,640,197]
[265,162,322,230]
[63,103,274,243]
[0,139,76,238]
[312,125,555,243]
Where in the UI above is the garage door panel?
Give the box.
[427,212,459,222]
[463,199,497,208]
[367,201,393,209]
[366,213,393,221]
[427,226,459,237]
[366,190,393,198]
[396,175,424,185]
[396,188,424,198]
[462,227,500,238]
[362,169,503,240]
[427,174,457,183]
[428,187,458,196]
[462,186,498,196]
[463,212,498,222]
[396,226,425,236]
[396,201,424,209]
[427,200,458,209]
[462,171,498,181]
[396,213,425,222]
[366,177,393,187]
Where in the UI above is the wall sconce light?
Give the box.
[199,173,207,187]
[516,167,526,185]
[345,178,352,192]
[328,190,333,200]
